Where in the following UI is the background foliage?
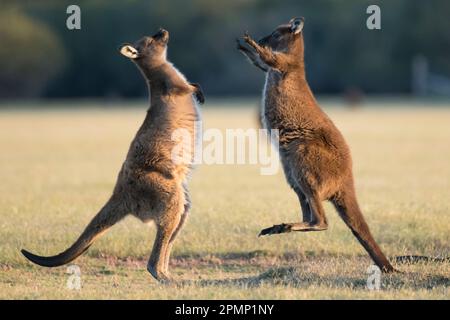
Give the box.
[1,0,449,98]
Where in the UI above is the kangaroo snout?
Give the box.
[153,28,169,42]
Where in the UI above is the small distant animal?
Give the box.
[21,28,204,282]
[237,17,396,272]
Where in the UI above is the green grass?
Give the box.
[0,100,449,299]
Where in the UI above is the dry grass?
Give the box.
[0,99,449,299]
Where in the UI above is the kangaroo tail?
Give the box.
[21,196,126,267]
[332,187,396,273]
[395,255,450,264]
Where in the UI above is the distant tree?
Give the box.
[0,8,65,98]
[1,0,449,99]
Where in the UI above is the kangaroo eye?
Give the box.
[144,38,153,47]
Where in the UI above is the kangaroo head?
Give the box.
[258,17,304,56]
[120,28,169,67]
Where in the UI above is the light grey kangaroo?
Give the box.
[22,28,204,281]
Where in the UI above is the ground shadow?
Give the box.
[175,266,450,290]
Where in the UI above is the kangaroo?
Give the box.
[237,18,396,272]
[21,28,204,281]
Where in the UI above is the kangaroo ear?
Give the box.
[290,17,304,34]
[119,44,139,59]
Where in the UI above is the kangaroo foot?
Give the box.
[147,264,173,283]
[259,222,328,236]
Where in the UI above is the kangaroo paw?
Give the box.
[190,82,205,104]
[236,38,246,51]
[243,32,259,50]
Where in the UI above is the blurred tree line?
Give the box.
[0,0,449,99]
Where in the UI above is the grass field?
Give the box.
[0,99,449,299]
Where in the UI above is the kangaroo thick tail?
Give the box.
[21,197,125,267]
[332,188,396,273]
[395,255,450,264]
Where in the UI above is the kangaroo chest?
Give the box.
[261,72,300,131]
[261,72,322,149]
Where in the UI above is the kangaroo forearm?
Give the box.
[241,50,269,72]
[237,39,268,72]
[243,34,286,71]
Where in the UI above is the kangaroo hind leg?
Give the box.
[259,189,328,236]
[294,186,312,223]
[147,204,182,282]
[163,188,191,274]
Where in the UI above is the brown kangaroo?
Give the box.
[237,18,396,272]
[21,28,204,281]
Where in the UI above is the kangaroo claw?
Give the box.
[259,223,292,237]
